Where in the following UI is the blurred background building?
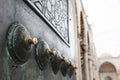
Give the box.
[98,54,120,80]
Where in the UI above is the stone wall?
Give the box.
[98,56,120,80]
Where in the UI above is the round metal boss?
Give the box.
[7,23,37,65]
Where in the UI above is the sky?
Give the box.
[82,0,120,57]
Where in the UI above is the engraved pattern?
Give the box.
[26,0,69,42]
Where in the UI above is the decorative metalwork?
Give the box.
[67,62,77,78]
[60,57,69,77]
[35,39,61,70]
[35,38,50,70]
[6,23,38,65]
[50,48,63,74]
[24,0,69,44]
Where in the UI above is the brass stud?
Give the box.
[31,38,38,45]
[70,63,78,69]
[24,35,38,45]
[51,50,57,56]
[63,57,67,62]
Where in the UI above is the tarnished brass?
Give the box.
[63,57,67,62]
[27,38,38,45]
[7,23,37,65]
[51,50,57,56]
[70,63,77,69]
[47,49,57,56]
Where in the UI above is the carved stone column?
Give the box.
[84,52,89,80]
[81,44,90,80]
[88,58,93,80]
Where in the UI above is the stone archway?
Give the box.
[99,62,116,72]
[99,61,117,80]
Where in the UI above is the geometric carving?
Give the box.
[24,0,69,44]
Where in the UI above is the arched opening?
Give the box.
[80,11,84,40]
[105,76,112,80]
[99,62,116,80]
[80,11,84,66]
[99,62,116,72]
[80,11,85,80]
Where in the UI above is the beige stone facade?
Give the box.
[98,55,120,80]
[73,1,99,80]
